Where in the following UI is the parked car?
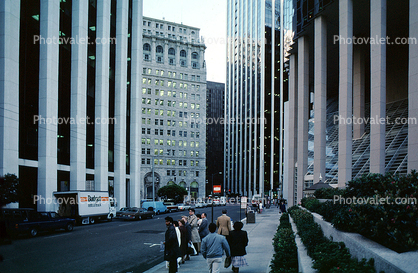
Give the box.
[121,208,155,220]
[212,198,221,206]
[195,201,206,208]
[116,207,131,218]
[1,208,75,237]
[164,202,178,212]
[177,203,191,211]
[142,201,167,215]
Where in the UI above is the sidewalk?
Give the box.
[144,206,281,273]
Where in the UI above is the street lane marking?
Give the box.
[44,233,72,239]
[144,243,161,247]
[118,223,132,226]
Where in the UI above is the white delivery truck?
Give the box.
[54,191,117,225]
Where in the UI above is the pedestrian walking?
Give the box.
[178,219,188,264]
[258,201,263,214]
[279,200,287,213]
[188,208,201,254]
[216,209,231,237]
[227,221,249,273]
[201,223,231,273]
[164,217,181,273]
[199,212,209,240]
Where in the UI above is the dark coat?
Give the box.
[185,222,192,242]
[179,225,188,256]
[199,218,209,239]
[227,229,248,257]
[164,224,181,261]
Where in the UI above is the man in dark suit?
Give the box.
[199,212,209,240]
[164,216,181,273]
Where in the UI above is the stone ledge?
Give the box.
[290,217,317,273]
[312,212,418,273]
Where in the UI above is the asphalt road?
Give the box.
[0,204,244,273]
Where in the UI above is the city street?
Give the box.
[0,204,244,273]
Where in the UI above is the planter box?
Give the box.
[312,212,418,273]
[290,217,317,273]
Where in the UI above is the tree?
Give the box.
[0,173,19,206]
[157,184,188,204]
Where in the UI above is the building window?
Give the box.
[180,50,186,58]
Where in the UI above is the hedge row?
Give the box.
[288,206,379,273]
[302,172,418,252]
[270,213,298,273]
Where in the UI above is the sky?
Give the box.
[143,0,227,83]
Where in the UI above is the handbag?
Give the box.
[188,242,197,255]
[224,256,231,268]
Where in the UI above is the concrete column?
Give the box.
[283,102,289,201]
[175,43,180,67]
[94,0,110,191]
[200,47,204,69]
[151,38,155,62]
[70,0,88,190]
[314,16,327,184]
[129,0,143,208]
[114,0,129,207]
[338,0,353,188]
[164,40,168,65]
[287,54,298,206]
[353,46,366,139]
[297,36,309,203]
[408,0,418,172]
[370,0,386,174]
[38,0,59,211]
[187,44,192,68]
[0,0,20,176]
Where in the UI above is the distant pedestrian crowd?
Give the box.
[163,208,249,273]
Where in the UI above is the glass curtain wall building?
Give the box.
[0,0,144,210]
[225,0,293,199]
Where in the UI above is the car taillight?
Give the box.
[15,224,18,229]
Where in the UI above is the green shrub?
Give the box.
[314,187,346,199]
[289,207,378,273]
[301,197,321,212]
[304,171,418,252]
[270,213,298,273]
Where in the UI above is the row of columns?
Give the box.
[287,0,418,204]
[0,0,144,210]
[0,0,20,177]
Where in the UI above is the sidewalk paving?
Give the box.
[143,206,281,273]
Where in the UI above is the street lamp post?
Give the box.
[152,156,155,201]
[210,171,222,223]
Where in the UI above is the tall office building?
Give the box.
[206,81,225,196]
[285,0,418,205]
[225,0,293,199]
[141,17,207,200]
[0,0,145,210]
